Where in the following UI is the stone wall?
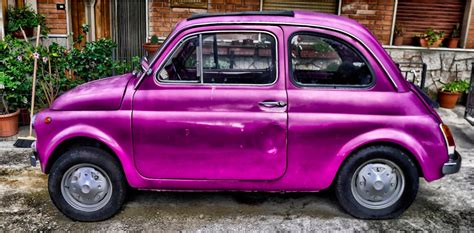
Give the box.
[385,48,474,93]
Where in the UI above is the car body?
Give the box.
[32,11,461,221]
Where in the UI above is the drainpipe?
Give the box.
[461,0,473,48]
[389,0,398,46]
[337,0,342,15]
[0,0,5,40]
[259,0,263,11]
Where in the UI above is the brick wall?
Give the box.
[37,0,67,35]
[149,0,260,38]
[340,0,395,45]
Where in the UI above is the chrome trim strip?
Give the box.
[137,21,399,90]
[152,30,279,87]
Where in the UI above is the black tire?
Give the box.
[48,146,128,221]
[335,145,419,219]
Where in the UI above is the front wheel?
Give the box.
[48,146,128,221]
[335,145,419,219]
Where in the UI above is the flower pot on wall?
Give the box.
[11,27,34,39]
[0,109,20,137]
[438,91,460,109]
[394,36,404,46]
[143,43,161,54]
[419,38,443,48]
[447,38,460,48]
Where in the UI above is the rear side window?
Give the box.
[157,31,277,85]
[290,33,373,87]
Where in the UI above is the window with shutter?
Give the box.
[263,0,338,14]
[395,0,465,45]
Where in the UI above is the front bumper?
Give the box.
[442,150,461,175]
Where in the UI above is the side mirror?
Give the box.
[134,56,152,77]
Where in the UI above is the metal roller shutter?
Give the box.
[263,0,338,14]
[396,0,465,45]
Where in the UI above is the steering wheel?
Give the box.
[171,62,182,80]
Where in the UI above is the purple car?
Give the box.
[32,11,461,221]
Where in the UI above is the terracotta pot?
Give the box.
[11,27,34,39]
[447,38,460,48]
[419,38,443,48]
[19,108,30,126]
[0,109,20,137]
[438,91,460,109]
[394,36,404,46]
[143,43,161,54]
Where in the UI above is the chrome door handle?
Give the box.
[259,101,287,108]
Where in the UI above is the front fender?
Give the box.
[36,123,139,187]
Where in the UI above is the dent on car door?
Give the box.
[132,27,288,180]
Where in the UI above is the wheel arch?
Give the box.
[45,136,122,174]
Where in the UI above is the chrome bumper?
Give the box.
[442,150,461,175]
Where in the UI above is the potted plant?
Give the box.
[418,28,445,48]
[143,35,161,54]
[447,24,460,48]
[6,6,48,38]
[438,80,469,109]
[0,36,34,136]
[393,24,405,46]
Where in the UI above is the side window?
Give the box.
[290,34,373,87]
[158,36,199,82]
[201,32,276,84]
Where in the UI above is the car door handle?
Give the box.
[259,101,287,108]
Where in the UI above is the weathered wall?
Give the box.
[340,0,395,45]
[37,0,67,35]
[148,0,261,38]
[386,48,474,92]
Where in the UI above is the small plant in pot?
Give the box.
[0,36,34,136]
[143,35,161,54]
[418,28,445,48]
[447,24,460,48]
[6,6,48,38]
[393,24,405,46]
[438,80,469,109]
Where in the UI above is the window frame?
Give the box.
[155,30,279,87]
[288,31,376,89]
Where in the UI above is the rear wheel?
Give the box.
[48,146,127,221]
[335,145,419,219]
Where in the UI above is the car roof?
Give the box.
[149,10,409,92]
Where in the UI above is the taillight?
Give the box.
[440,124,455,154]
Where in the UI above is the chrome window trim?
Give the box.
[136,21,399,90]
[153,30,279,87]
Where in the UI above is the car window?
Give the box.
[201,32,276,84]
[158,36,199,82]
[290,34,373,87]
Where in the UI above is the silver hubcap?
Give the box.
[61,164,112,212]
[351,159,405,209]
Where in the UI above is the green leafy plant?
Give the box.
[420,28,445,46]
[6,6,48,35]
[440,80,469,93]
[451,24,460,38]
[150,35,159,45]
[394,24,405,36]
[0,36,34,112]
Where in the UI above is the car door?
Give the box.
[132,26,288,180]
[284,27,398,182]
